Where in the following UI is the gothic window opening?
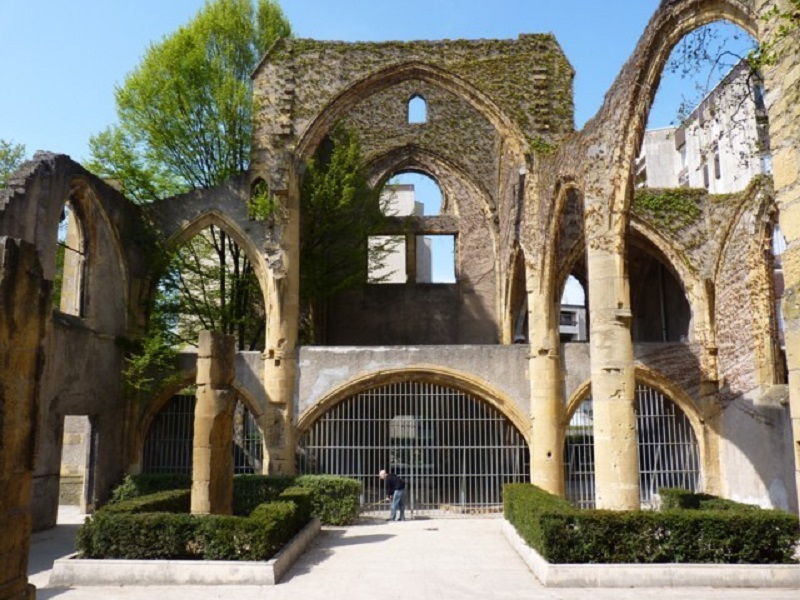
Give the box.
[53,200,86,316]
[408,94,427,124]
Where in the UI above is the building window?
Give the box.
[368,235,406,283]
[408,95,427,124]
[754,83,766,111]
[714,152,721,180]
[53,200,86,316]
[417,234,455,283]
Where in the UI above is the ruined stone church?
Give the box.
[2,1,800,598]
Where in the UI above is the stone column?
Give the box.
[758,0,800,511]
[528,280,565,495]
[586,243,639,510]
[262,162,300,475]
[191,330,236,516]
[0,238,50,600]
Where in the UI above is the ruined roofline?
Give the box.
[252,32,573,79]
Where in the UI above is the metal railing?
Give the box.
[297,380,529,517]
[142,393,263,475]
[564,383,700,509]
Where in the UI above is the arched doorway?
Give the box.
[564,382,701,509]
[298,379,529,516]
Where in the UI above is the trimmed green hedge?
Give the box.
[101,489,190,514]
[504,484,800,564]
[77,486,312,560]
[199,500,301,561]
[658,488,759,511]
[233,474,295,516]
[109,474,191,503]
[77,512,199,559]
[295,475,361,526]
[109,473,362,525]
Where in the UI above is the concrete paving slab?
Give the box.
[28,511,800,600]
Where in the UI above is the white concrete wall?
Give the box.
[295,345,530,420]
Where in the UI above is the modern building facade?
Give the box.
[636,59,771,192]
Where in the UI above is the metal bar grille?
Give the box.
[636,384,700,507]
[563,401,596,509]
[563,383,700,509]
[297,380,529,517]
[142,394,263,475]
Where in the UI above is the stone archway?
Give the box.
[296,368,530,516]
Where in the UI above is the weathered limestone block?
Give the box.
[0,237,49,600]
[191,330,236,516]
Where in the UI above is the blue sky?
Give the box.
[0,0,690,162]
[1,1,756,292]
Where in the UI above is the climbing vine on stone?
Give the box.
[632,188,704,233]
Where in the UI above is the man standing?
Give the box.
[379,469,406,521]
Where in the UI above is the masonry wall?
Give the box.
[0,238,49,600]
[295,346,531,422]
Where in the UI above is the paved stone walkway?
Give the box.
[28,508,800,600]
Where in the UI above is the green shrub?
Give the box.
[278,486,314,528]
[77,512,199,559]
[504,484,800,564]
[109,473,191,503]
[504,483,575,556]
[199,501,298,561]
[658,488,758,511]
[77,485,311,561]
[295,474,361,525]
[233,474,296,516]
[101,489,191,514]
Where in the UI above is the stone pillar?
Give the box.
[586,244,639,510]
[191,330,236,516]
[262,162,300,475]
[528,281,565,495]
[0,237,49,600]
[758,0,800,511]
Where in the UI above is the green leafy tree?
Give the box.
[0,139,26,188]
[85,0,290,384]
[87,0,290,201]
[157,226,265,351]
[299,126,390,343]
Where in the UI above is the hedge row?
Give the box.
[101,489,190,514]
[77,486,314,560]
[108,473,361,525]
[109,474,191,503]
[657,488,759,511]
[294,475,361,526]
[504,484,800,564]
[233,474,296,516]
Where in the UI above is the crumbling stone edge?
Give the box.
[48,517,321,587]
[501,519,800,588]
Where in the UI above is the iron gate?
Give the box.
[142,392,263,474]
[297,380,529,517]
[564,383,700,509]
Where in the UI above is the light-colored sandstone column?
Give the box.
[528,279,565,495]
[586,245,639,510]
[191,330,236,515]
[262,162,300,475]
[0,238,49,600]
[758,0,800,512]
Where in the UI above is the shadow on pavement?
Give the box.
[281,527,395,582]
